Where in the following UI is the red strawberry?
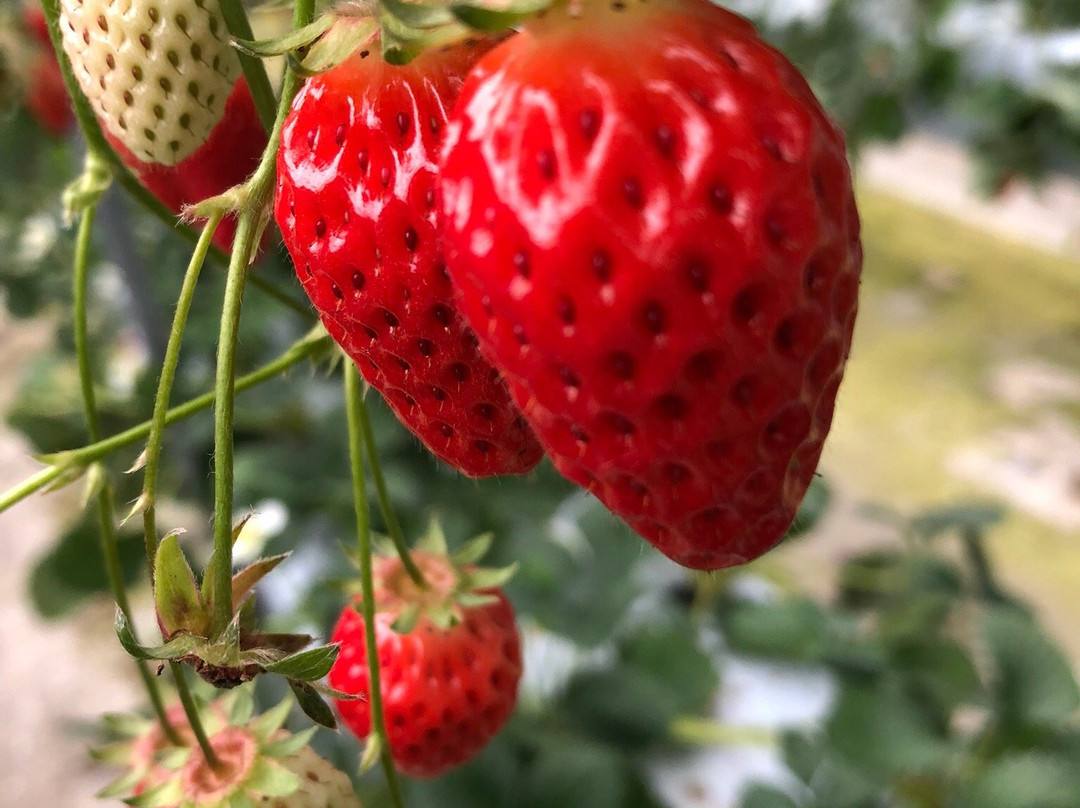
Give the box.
[107,79,266,252]
[440,0,861,569]
[275,36,543,478]
[328,544,522,778]
[13,6,74,135]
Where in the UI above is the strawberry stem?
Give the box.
[141,212,224,574]
[207,0,318,638]
[172,662,223,771]
[70,183,182,746]
[356,392,426,587]
[218,0,278,132]
[0,331,331,515]
[345,365,407,808]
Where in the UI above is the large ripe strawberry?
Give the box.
[328,541,522,777]
[58,0,242,165]
[275,36,543,477]
[440,0,862,569]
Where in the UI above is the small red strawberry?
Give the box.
[275,33,542,477]
[328,534,522,778]
[440,0,862,569]
[20,6,74,135]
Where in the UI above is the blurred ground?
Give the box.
[1,134,1077,806]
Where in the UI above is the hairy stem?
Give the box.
[345,366,406,808]
[0,333,331,516]
[357,391,425,587]
[71,199,182,745]
[142,213,224,574]
[171,663,222,770]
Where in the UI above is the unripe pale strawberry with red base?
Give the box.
[58,0,267,250]
[275,31,543,478]
[440,0,861,570]
[328,534,522,777]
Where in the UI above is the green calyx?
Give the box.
[346,519,517,634]
[99,692,318,808]
[124,527,350,728]
[231,0,557,74]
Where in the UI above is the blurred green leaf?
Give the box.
[910,503,1005,540]
[954,754,1080,808]
[983,606,1080,729]
[558,668,679,752]
[740,785,798,808]
[724,598,828,662]
[518,740,630,808]
[619,620,718,715]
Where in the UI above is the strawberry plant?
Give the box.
[0,0,1077,806]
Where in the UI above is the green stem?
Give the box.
[209,213,258,635]
[669,716,778,748]
[357,391,424,587]
[71,199,182,746]
[961,528,1007,604]
[218,0,278,132]
[171,663,222,770]
[345,365,406,808]
[207,0,318,637]
[0,333,331,515]
[142,213,224,574]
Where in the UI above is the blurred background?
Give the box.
[0,0,1078,806]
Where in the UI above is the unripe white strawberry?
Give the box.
[58,0,242,165]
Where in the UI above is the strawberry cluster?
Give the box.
[276,0,862,571]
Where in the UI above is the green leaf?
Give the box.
[954,754,1080,808]
[781,730,823,785]
[827,674,952,778]
[519,739,630,808]
[231,553,290,609]
[892,637,981,715]
[723,598,827,662]
[619,621,718,715]
[983,606,1080,728]
[739,784,798,808]
[784,476,831,540]
[288,679,338,729]
[910,502,1005,540]
[558,668,679,752]
[153,533,208,637]
[263,644,339,681]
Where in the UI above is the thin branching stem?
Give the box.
[142,213,223,574]
[345,365,407,808]
[356,390,425,587]
[71,197,182,745]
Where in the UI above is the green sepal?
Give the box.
[455,591,500,609]
[102,711,153,738]
[115,610,205,661]
[263,644,340,681]
[154,532,209,637]
[262,726,318,758]
[390,602,421,634]
[231,15,334,57]
[379,0,456,29]
[80,462,108,510]
[250,697,294,743]
[90,740,138,766]
[37,461,88,494]
[231,553,290,609]
[288,679,338,729]
[96,767,143,799]
[418,518,449,555]
[228,793,257,808]
[452,532,494,565]
[449,0,552,31]
[124,778,183,808]
[462,562,518,591]
[229,686,255,726]
[246,757,301,798]
[299,17,379,75]
[359,734,382,773]
[157,746,191,771]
